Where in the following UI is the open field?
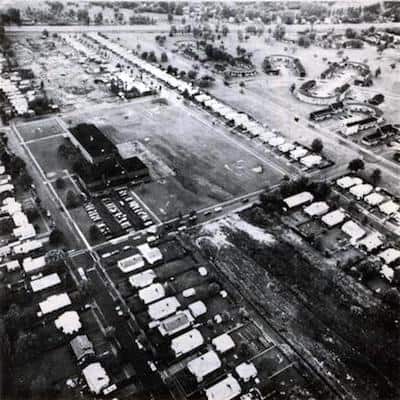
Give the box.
[62,100,283,220]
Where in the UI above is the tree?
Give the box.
[55,177,66,190]
[348,158,365,172]
[167,13,173,24]
[31,374,49,397]
[89,224,102,242]
[208,282,221,296]
[273,24,286,41]
[311,138,323,153]
[148,51,157,63]
[188,69,198,80]
[370,168,381,185]
[15,332,39,362]
[345,28,357,39]
[160,52,168,63]
[77,9,89,24]
[383,288,400,308]
[4,303,21,339]
[49,228,64,245]
[17,172,33,189]
[375,67,381,78]
[66,190,81,209]
[94,12,103,25]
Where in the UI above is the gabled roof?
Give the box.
[187,350,222,382]
[171,328,204,357]
[205,374,241,400]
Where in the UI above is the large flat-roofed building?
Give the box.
[69,123,116,165]
[68,123,150,191]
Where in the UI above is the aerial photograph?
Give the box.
[0,0,399,399]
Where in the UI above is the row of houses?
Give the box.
[283,189,400,283]
[336,175,400,223]
[0,155,115,395]
[0,75,29,116]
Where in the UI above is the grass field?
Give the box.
[63,100,283,219]
[27,135,70,176]
[16,118,66,142]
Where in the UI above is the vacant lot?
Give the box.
[63,100,283,219]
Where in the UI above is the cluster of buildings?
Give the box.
[68,123,150,191]
[0,74,30,117]
[98,236,305,400]
[192,93,329,170]
[0,167,40,257]
[283,183,400,286]
[263,55,306,77]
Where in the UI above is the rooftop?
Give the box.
[205,374,241,400]
[70,123,116,160]
[187,350,222,382]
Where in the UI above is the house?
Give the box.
[358,232,383,253]
[23,255,46,274]
[321,209,346,228]
[148,296,180,321]
[158,310,194,337]
[283,192,314,209]
[212,333,235,354]
[117,254,145,273]
[187,350,222,382]
[129,269,156,289]
[336,176,363,189]
[304,201,329,217]
[349,183,373,200]
[341,220,366,241]
[289,146,308,160]
[82,363,110,395]
[137,243,163,264]
[39,293,72,316]
[1,260,20,272]
[278,142,295,153]
[138,283,165,305]
[12,239,42,255]
[171,328,204,357]
[55,310,82,335]
[188,300,207,318]
[379,200,399,216]
[378,248,400,266]
[268,136,285,147]
[70,334,95,362]
[380,265,394,282]
[30,273,61,293]
[205,374,242,400]
[364,192,385,206]
[300,154,322,169]
[235,362,258,382]
[13,223,36,240]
